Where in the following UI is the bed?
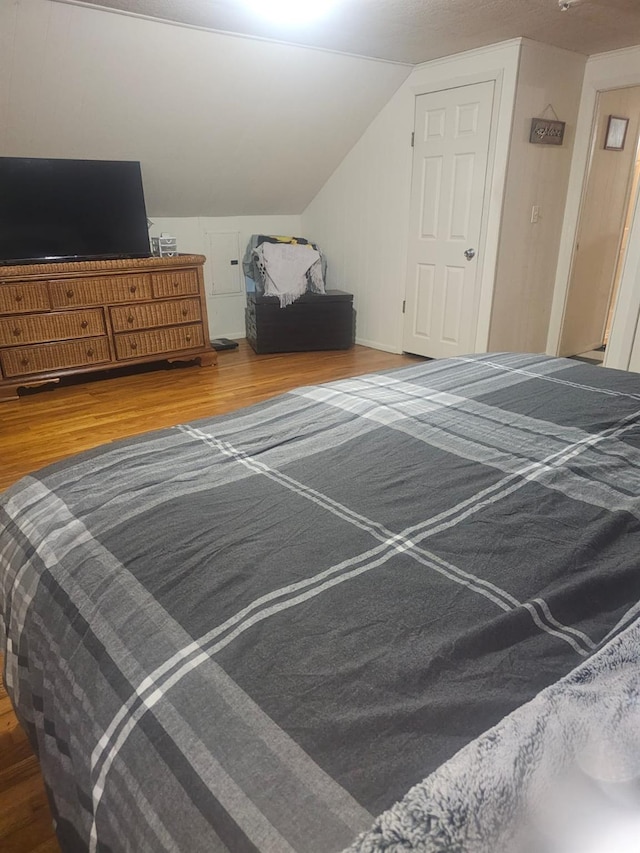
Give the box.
[2,352,640,853]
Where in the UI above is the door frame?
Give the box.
[556,87,640,359]
[547,52,640,369]
[404,64,512,353]
[606,142,640,369]
[402,79,497,357]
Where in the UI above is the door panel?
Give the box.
[420,158,442,237]
[442,266,465,343]
[403,81,494,359]
[450,153,475,238]
[456,102,479,136]
[415,265,435,337]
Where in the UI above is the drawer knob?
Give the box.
[86,348,94,357]
[130,285,137,294]
[131,341,137,350]
[182,308,188,317]
[80,320,88,329]
[15,293,23,303]
[186,334,192,342]
[173,280,179,288]
[66,289,74,298]
[127,315,134,324]
[12,327,22,337]
[20,357,29,366]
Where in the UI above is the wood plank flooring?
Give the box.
[0,341,422,853]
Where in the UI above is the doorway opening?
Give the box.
[559,85,640,365]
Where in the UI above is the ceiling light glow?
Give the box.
[241,0,338,26]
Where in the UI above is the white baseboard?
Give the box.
[355,337,402,354]
[211,331,246,340]
[213,333,402,352]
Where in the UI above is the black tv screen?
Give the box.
[0,157,151,265]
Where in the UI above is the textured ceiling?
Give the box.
[56,0,640,63]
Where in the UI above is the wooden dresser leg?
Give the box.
[198,352,218,367]
[0,382,24,402]
[0,378,61,402]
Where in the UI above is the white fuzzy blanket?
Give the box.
[346,617,640,853]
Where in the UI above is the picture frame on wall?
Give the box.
[605,115,629,151]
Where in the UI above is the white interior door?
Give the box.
[403,81,494,358]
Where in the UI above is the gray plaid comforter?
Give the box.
[2,353,640,852]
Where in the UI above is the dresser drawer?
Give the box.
[110,298,201,332]
[49,275,152,308]
[1,337,110,378]
[0,282,50,314]
[151,270,199,298]
[0,309,105,346]
[0,255,212,401]
[115,324,204,360]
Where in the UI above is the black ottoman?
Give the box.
[245,290,355,354]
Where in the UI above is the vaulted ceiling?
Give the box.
[1,0,410,216]
[2,0,639,218]
[54,0,640,64]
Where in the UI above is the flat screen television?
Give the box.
[0,157,152,266]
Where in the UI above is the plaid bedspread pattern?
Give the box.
[2,353,640,852]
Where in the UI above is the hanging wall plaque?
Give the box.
[529,117,566,145]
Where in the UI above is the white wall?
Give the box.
[301,41,521,353]
[0,0,410,217]
[149,216,302,338]
[547,44,640,369]
[488,41,585,353]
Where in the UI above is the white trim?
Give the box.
[355,337,402,353]
[475,66,511,352]
[217,330,246,340]
[411,38,523,71]
[607,186,640,370]
[587,44,640,64]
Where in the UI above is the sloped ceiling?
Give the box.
[56,0,640,64]
[0,0,411,216]
[3,0,639,218]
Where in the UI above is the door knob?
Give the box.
[464,248,476,261]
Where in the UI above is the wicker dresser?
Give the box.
[0,254,216,401]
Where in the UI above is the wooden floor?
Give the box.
[0,340,421,853]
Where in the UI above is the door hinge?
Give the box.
[411,132,415,148]
[402,300,406,314]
